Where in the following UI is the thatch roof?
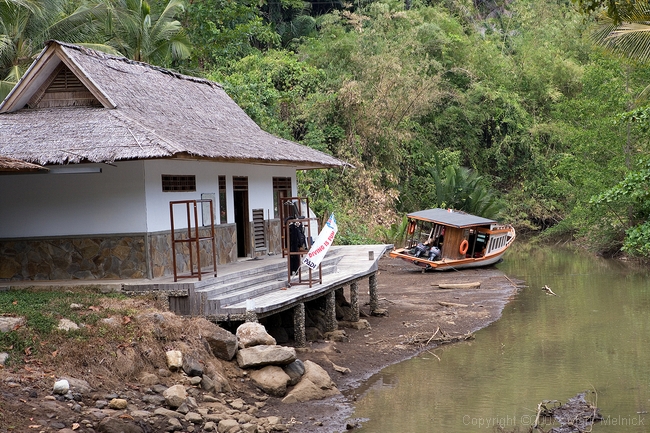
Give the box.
[0,156,47,172]
[0,41,348,170]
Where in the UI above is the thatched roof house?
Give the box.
[0,41,347,282]
[0,40,346,169]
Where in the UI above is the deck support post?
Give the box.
[350,281,359,322]
[244,310,258,323]
[369,272,378,314]
[293,302,306,347]
[324,290,337,333]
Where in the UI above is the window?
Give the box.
[162,174,196,192]
[273,177,292,218]
[218,176,227,224]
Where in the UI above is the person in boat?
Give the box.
[413,237,441,261]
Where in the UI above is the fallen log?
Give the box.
[436,282,481,289]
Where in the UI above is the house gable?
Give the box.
[27,63,102,109]
[0,43,115,113]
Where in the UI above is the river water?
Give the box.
[349,243,650,432]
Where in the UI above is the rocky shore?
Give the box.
[0,256,522,433]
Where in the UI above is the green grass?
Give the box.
[0,288,130,365]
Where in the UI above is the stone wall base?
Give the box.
[0,220,282,281]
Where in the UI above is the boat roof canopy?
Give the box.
[407,209,496,228]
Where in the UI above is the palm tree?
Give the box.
[591,2,650,62]
[0,0,106,100]
[99,0,190,65]
[427,155,501,219]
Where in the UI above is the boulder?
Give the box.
[324,329,349,342]
[236,345,296,369]
[182,355,204,377]
[61,377,92,394]
[282,360,340,403]
[236,322,276,348]
[165,350,183,371]
[53,379,70,395]
[57,318,79,331]
[0,317,24,333]
[108,398,128,410]
[249,366,291,397]
[283,359,305,386]
[163,384,187,409]
[196,318,238,361]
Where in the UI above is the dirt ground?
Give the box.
[265,255,523,432]
[0,255,523,433]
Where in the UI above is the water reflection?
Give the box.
[351,244,650,432]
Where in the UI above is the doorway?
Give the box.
[233,176,249,258]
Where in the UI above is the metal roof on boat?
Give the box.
[407,209,496,228]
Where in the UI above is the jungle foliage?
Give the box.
[1,0,649,257]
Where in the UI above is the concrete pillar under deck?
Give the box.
[369,272,378,314]
[324,291,337,333]
[244,310,258,323]
[293,303,306,347]
[350,281,360,322]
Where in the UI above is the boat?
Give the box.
[389,208,515,271]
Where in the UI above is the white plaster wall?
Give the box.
[0,161,146,238]
[0,159,297,238]
[143,160,296,232]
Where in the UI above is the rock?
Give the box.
[154,407,183,418]
[249,366,291,397]
[168,417,183,431]
[57,318,79,331]
[218,419,239,432]
[183,355,204,377]
[282,360,340,403]
[201,375,215,392]
[61,377,92,394]
[337,319,371,330]
[236,345,296,369]
[305,327,323,341]
[241,423,257,433]
[139,372,159,386]
[324,329,348,342]
[204,421,217,431]
[100,317,121,327]
[283,359,305,386]
[108,398,128,409]
[185,411,203,423]
[229,398,246,410]
[53,379,70,395]
[166,350,183,371]
[196,318,238,361]
[0,352,9,366]
[236,322,276,348]
[163,384,187,409]
[97,417,144,433]
[0,316,24,333]
[69,303,84,310]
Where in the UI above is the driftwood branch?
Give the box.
[404,329,474,346]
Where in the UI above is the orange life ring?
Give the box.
[407,221,416,235]
[459,239,469,255]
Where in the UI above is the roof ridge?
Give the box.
[49,40,223,90]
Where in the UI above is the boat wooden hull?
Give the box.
[390,248,507,271]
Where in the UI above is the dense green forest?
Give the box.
[1,0,649,258]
